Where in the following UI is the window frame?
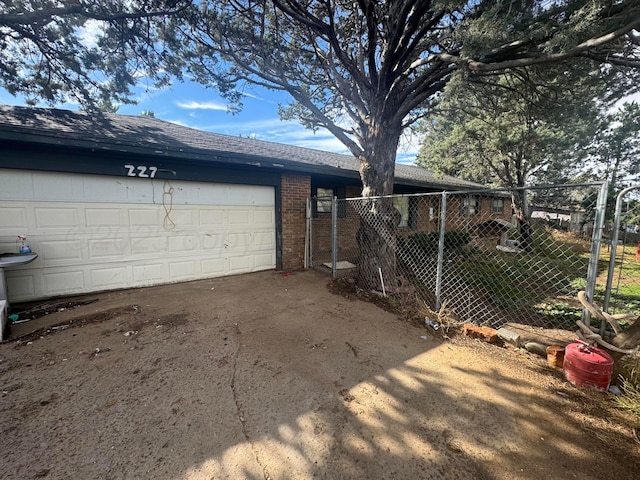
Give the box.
[460,195,481,216]
[393,196,417,230]
[313,186,347,218]
[491,197,505,215]
[316,187,334,214]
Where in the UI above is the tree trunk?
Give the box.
[356,126,401,291]
[511,190,534,252]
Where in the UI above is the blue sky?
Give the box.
[2,73,636,167]
[0,79,422,165]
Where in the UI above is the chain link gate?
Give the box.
[603,186,640,322]
[309,183,608,329]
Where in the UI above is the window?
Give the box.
[460,196,480,215]
[491,198,504,214]
[313,187,346,217]
[316,187,333,213]
[394,197,409,227]
[393,196,417,229]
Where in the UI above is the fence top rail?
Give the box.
[342,182,606,202]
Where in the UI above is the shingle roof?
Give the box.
[0,105,482,190]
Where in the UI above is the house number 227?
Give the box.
[124,165,158,178]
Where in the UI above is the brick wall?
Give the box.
[281,174,311,270]
[443,195,512,231]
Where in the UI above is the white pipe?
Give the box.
[378,267,387,297]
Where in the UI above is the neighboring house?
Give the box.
[0,105,498,302]
[531,207,586,233]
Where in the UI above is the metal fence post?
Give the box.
[305,198,311,269]
[584,181,608,330]
[435,192,448,312]
[332,195,338,280]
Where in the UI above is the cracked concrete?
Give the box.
[1,270,639,479]
[230,323,271,480]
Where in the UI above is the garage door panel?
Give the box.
[131,236,168,256]
[250,186,276,205]
[201,234,225,251]
[169,260,197,279]
[0,170,276,302]
[226,233,252,249]
[39,240,84,262]
[85,208,123,226]
[168,235,197,252]
[253,231,276,248]
[0,170,33,199]
[128,208,163,227]
[83,176,130,202]
[170,209,196,226]
[194,185,229,205]
[6,275,35,298]
[199,210,225,226]
[229,255,251,273]
[254,253,276,269]
[35,207,79,229]
[132,264,166,284]
[253,209,274,225]
[228,209,252,225]
[0,207,28,233]
[43,270,85,295]
[201,258,226,275]
[32,174,83,201]
[91,267,127,288]
[89,238,130,258]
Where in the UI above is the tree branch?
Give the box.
[0,2,193,26]
[466,14,640,72]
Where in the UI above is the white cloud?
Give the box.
[76,20,102,49]
[165,119,191,128]
[238,90,271,102]
[176,101,229,111]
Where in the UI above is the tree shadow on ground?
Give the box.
[1,271,638,479]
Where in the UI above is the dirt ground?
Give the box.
[1,269,639,480]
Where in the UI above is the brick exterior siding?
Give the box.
[281,174,311,271]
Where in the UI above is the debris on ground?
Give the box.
[463,323,502,345]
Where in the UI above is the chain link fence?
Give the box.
[309,183,609,329]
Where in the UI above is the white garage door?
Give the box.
[0,169,276,302]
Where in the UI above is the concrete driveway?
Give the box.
[0,270,638,479]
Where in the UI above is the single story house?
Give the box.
[0,105,502,303]
[531,207,586,233]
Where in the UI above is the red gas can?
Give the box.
[563,342,614,391]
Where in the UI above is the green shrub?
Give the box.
[407,230,472,254]
[444,230,473,249]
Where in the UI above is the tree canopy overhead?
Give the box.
[158,1,638,197]
[2,1,639,187]
[0,1,193,106]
